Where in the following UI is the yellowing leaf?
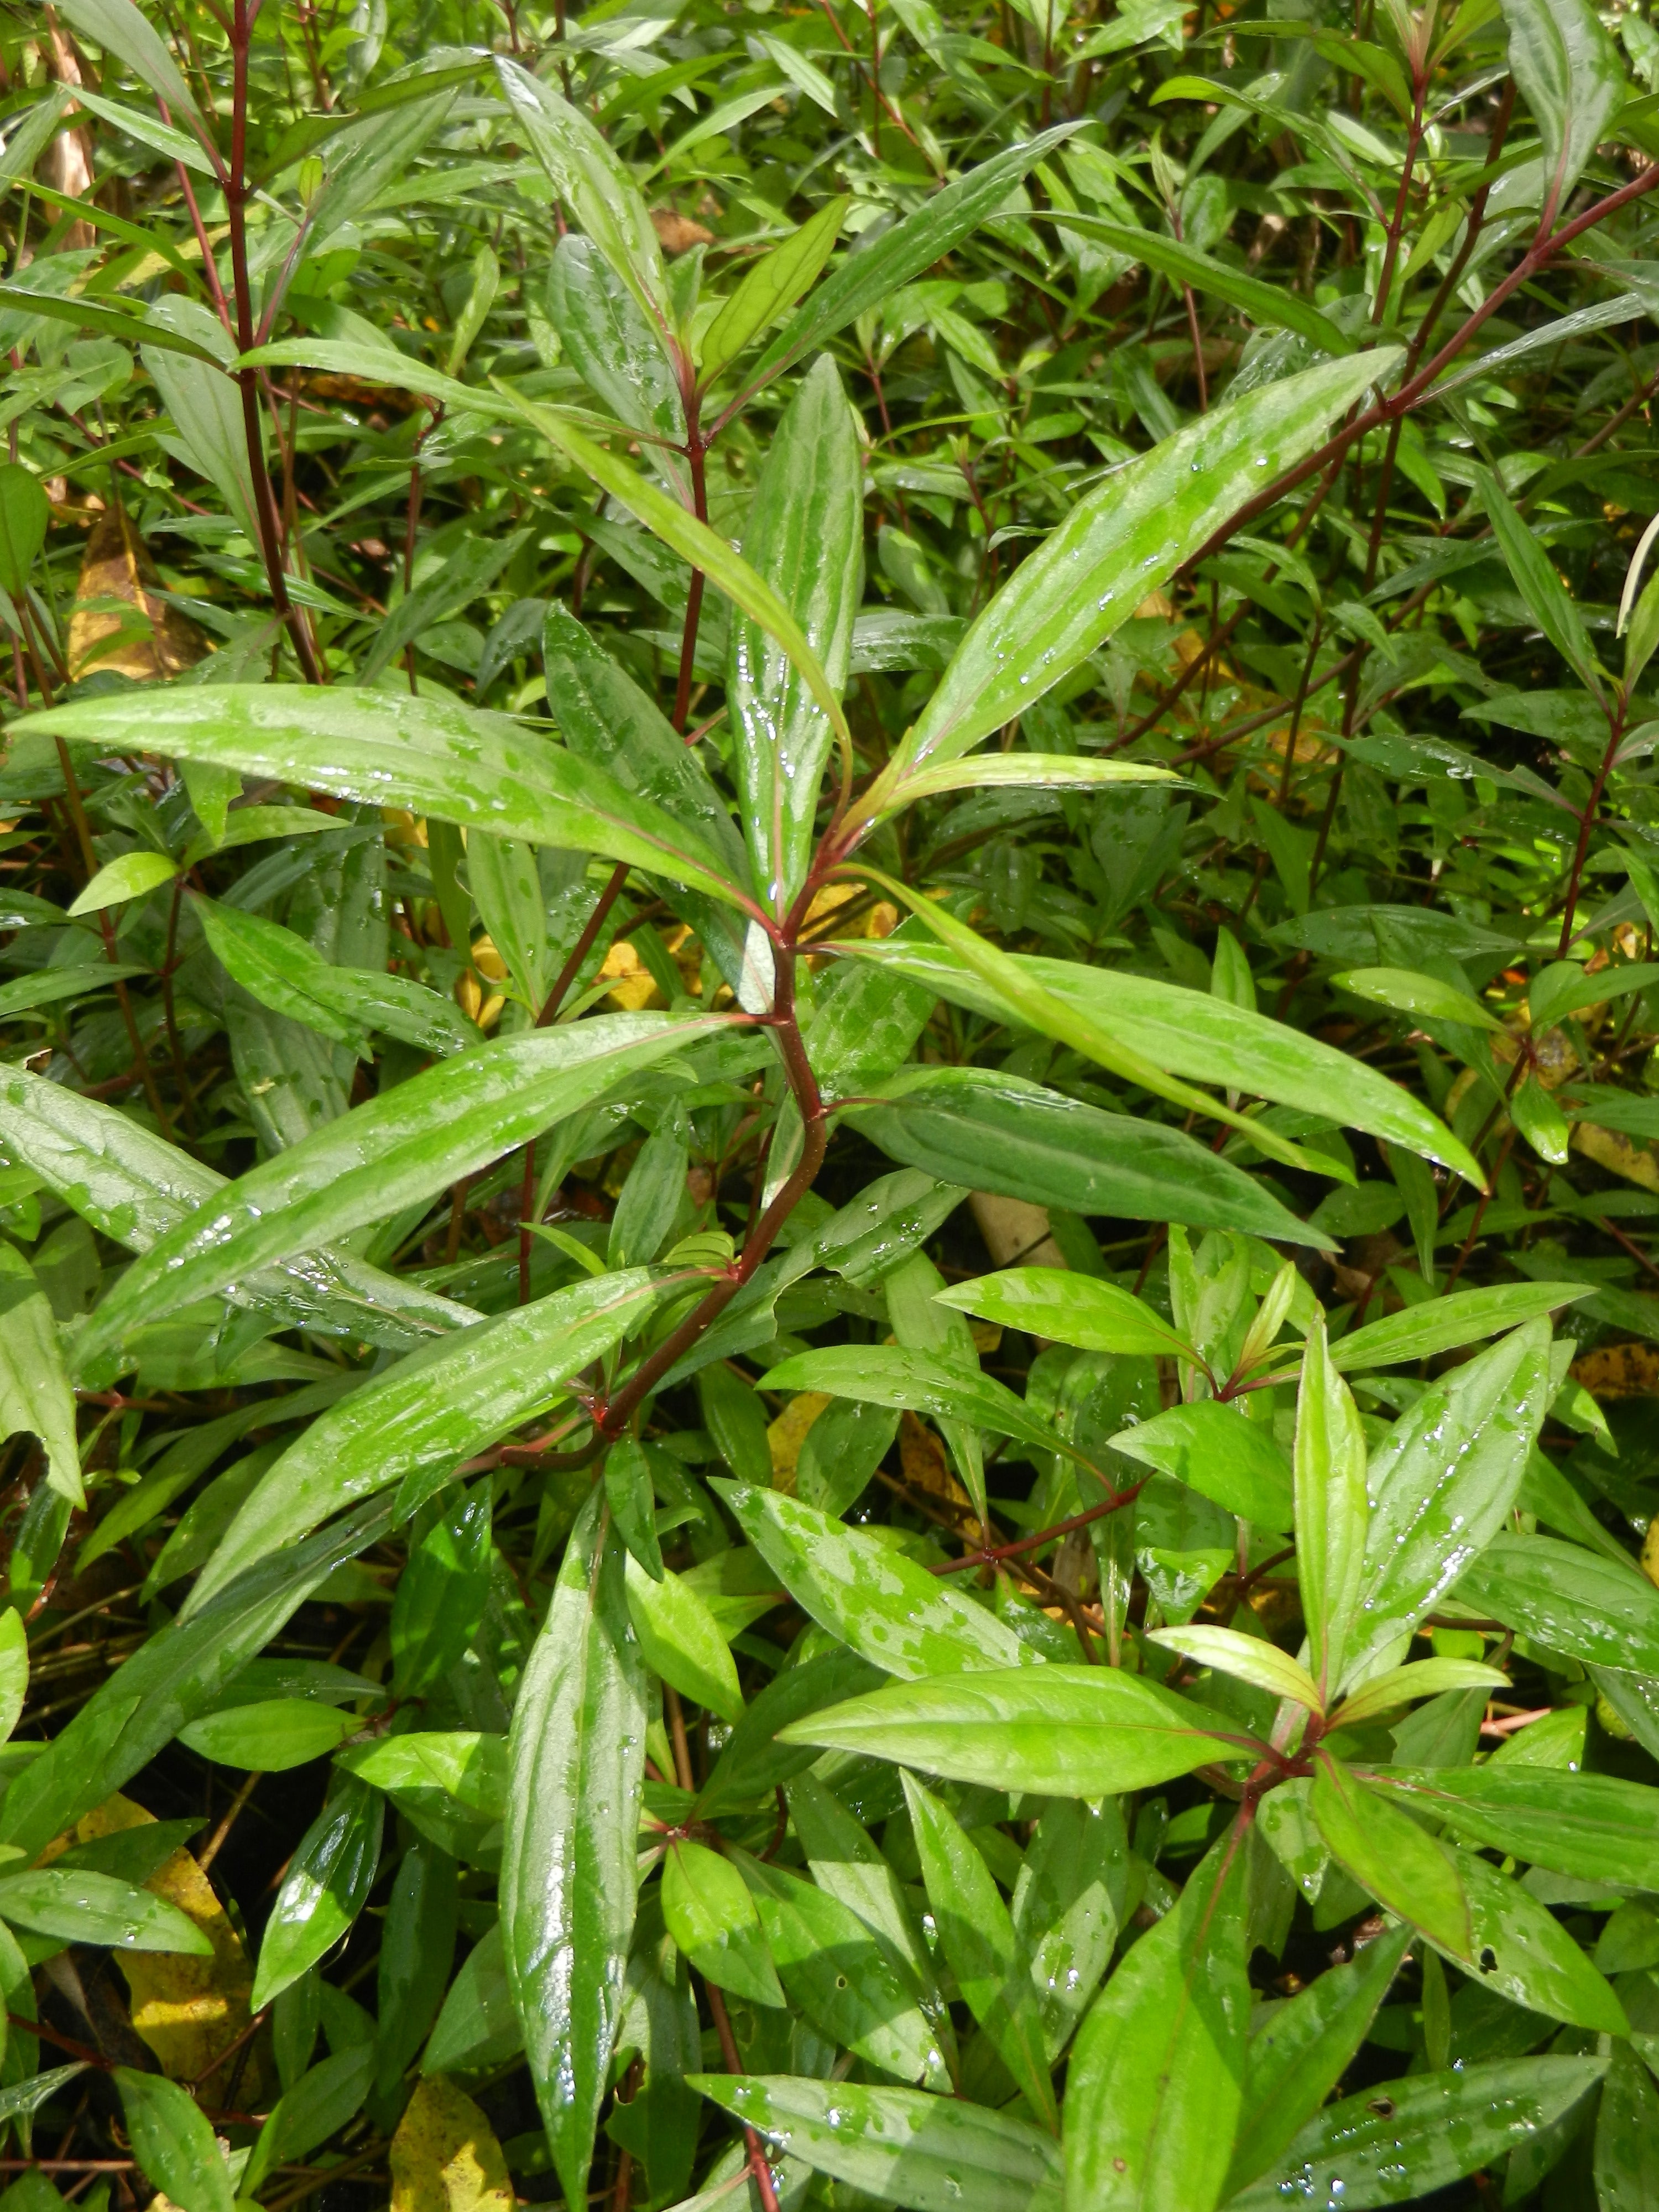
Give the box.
[1572,1342,1659,1400]
[1572,1121,1659,1193]
[66,505,206,681]
[390,2075,514,2212]
[43,1793,264,2100]
[768,1391,831,1494]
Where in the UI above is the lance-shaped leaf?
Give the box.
[874,350,1394,780]
[74,1015,723,1365]
[1225,1924,1411,2194]
[502,1491,646,2211]
[1331,1280,1590,1370]
[1046,214,1355,352]
[1108,1400,1295,1528]
[738,124,1080,404]
[17,690,753,915]
[936,1267,1191,1359]
[714,1481,1027,1678]
[1453,1530,1659,1671]
[852,752,1179,821]
[251,1777,383,2010]
[740,1858,948,2086]
[848,1066,1321,1245]
[729,355,863,916]
[1311,1756,1473,1960]
[624,1553,743,1724]
[495,59,671,331]
[1228,2056,1607,2211]
[1479,464,1605,696]
[661,1840,782,2008]
[0,1246,81,1505]
[0,1868,212,1954]
[0,1065,470,1356]
[1373,1764,1659,1886]
[186,1269,668,1614]
[1146,1625,1322,1711]
[1499,0,1625,217]
[51,0,206,133]
[700,196,849,385]
[689,2075,1063,2212]
[1348,1321,1554,1683]
[1062,1839,1250,2212]
[1423,1848,1626,2033]
[1328,1657,1510,1728]
[1296,1315,1368,1700]
[0,1499,390,1859]
[115,2069,234,2212]
[902,1774,1057,2130]
[195,897,479,1057]
[498,393,853,765]
[779,1666,1253,1796]
[765,1344,1063,1459]
[835,936,1480,1186]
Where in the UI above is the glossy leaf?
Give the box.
[1296,1314,1369,1699]
[66,849,176,917]
[1454,1528,1659,1670]
[501,1491,645,2210]
[1499,0,1626,215]
[114,2069,233,2212]
[700,197,849,383]
[1145,1624,1321,1710]
[178,1699,356,1770]
[1229,2056,1606,2210]
[1327,1656,1509,1727]
[1425,1848,1626,2032]
[715,1481,1027,1678]
[1045,212,1355,353]
[661,1839,782,2008]
[779,1665,1252,1796]
[765,1342,1061,1458]
[1374,1763,1659,1885]
[729,354,862,915]
[1109,1399,1293,1526]
[689,2074,1062,2212]
[624,1554,743,1723]
[251,1777,384,2010]
[1331,1281,1590,1370]
[935,1267,1190,1358]
[0,1246,81,1505]
[1310,1756,1473,1960]
[0,1867,212,1953]
[1062,1840,1249,2212]
[76,1017,716,1365]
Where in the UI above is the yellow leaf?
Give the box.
[41,1793,264,2099]
[968,1192,1067,1268]
[1571,1341,1659,1400]
[766,1391,831,1494]
[390,2077,514,2212]
[1572,1121,1659,1193]
[66,505,206,681]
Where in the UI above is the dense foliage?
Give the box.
[9,0,1659,2204]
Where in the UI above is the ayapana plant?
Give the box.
[6,0,1659,2201]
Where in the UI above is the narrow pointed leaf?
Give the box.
[1310,1757,1473,1960]
[1373,1764,1659,1886]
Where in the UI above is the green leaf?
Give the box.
[75,1016,718,1366]
[882,350,1393,778]
[838,937,1480,1186]
[0,1500,390,1860]
[661,1839,783,2008]
[1331,1281,1590,1370]
[0,1067,472,1358]
[624,1553,743,1724]
[187,1269,667,1612]
[251,1777,383,2010]
[495,59,671,331]
[1329,965,1506,1031]
[178,1699,356,1771]
[902,1773,1058,2130]
[787,1772,943,2020]
[0,465,49,601]
[0,964,147,1026]
[65,850,177,917]
[1328,1656,1510,1727]
[502,1491,645,2211]
[196,896,479,1057]
[1595,2043,1659,2212]
[730,355,863,916]
[49,0,205,131]
[740,124,1081,402]
[1459,1527,1659,1668]
[1374,1764,1659,1885]
[1294,1314,1369,1700]
[241,2047,375,2199]
[0,1612,25,1745]
[764,1343,1060,1459]
[547,236,685,452]
[700,197,849,385]
[21,689,755,916]
[1310,1756,1473,1959]
[1062,1839,1249,2212]
[390,1485,494,1700]
[849,1066,1322,1246]
[1145,1624,1322,1710]
[1499,0,1626,215]
[113,2070,232,2212]
[424,1922,519,2076]
[935,1267,1190,1359]
[861,753,1178,817]
[1108,1400,1295,1528]
[1479,465,1606,695]
[0,1867,212,1954]
[688,2074,1062,2212]
[693,1649,884,1820]
[1044,213,1355,353]
[1349,1321,1554,1681]
[1423,1848,1627,2031]
[714,1481,1028,1677]
[373,1835,457,2101]
[1229,2055,1606,2210]
[739,1857,949,2086]
[0,1246,81,1507]
[1224,1924,1411,2194]
[501,395,854,766]
[779,1665,1251,1796]
[603,1439,664,1582]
